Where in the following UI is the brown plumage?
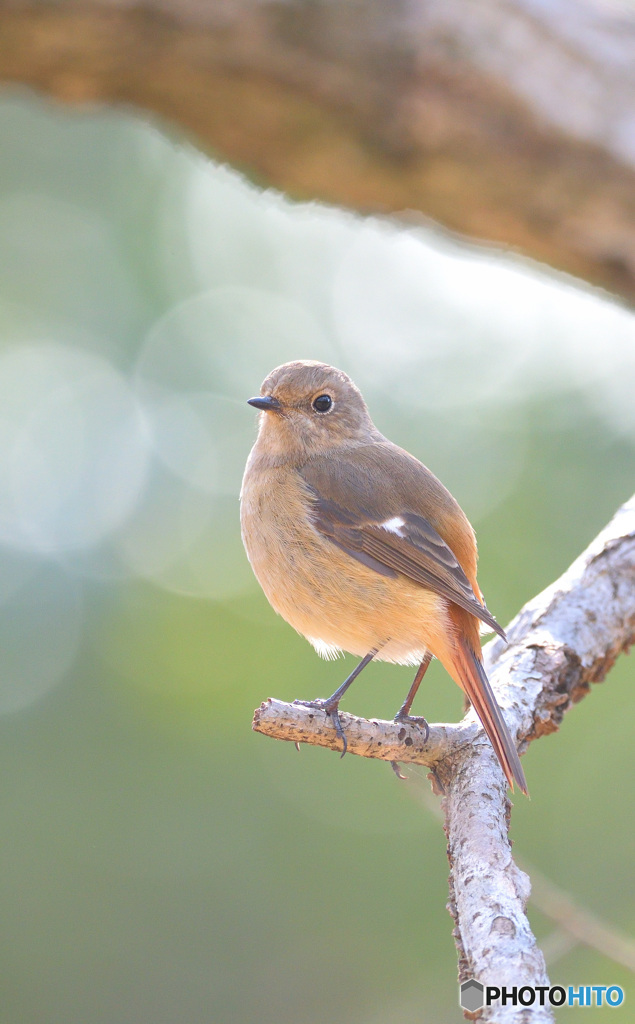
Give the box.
[240,360,527,794]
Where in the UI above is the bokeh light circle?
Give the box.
[0,342,150,554]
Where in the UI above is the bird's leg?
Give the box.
[394,652,433,729]
[294,649,377,757]
[390,651,433,779]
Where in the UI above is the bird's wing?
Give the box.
[299,447,506,640]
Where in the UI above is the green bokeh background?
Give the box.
[0,92,632,1023]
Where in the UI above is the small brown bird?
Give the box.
[241,361,527,794]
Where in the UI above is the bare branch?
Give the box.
[253,699,478,768]
[253,494,635,1020]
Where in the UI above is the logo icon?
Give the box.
[459,980,624,1010]
[460,979,485,1012]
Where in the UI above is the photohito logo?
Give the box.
[459,980,625,1011]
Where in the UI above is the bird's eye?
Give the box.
[312,394,333,413]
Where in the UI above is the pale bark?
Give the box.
[253,494,635,1021]
[1,0,635,302]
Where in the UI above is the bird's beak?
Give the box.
[247,395,282,412]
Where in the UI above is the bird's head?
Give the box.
[248,361,378,463]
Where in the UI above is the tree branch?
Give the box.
[1,0,635,302]
[253,494,635,1021]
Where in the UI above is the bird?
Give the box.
[240,360,527,794]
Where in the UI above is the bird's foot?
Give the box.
[390,761,407,781]
[293,698,348,756]
[393,710,430,745]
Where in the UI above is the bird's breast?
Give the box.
[240,458,449,664]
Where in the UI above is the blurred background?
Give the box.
[0,88,633,1023]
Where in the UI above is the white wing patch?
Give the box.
[381,516,406,537]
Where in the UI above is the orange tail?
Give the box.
[452,637,528,795]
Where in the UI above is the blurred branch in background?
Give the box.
[0,0,634,302]
[255,493,635,1018]
[523,860,635,974]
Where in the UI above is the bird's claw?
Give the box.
[391,713,428,780]
[293,698,347,756]
[393,711,430,745]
